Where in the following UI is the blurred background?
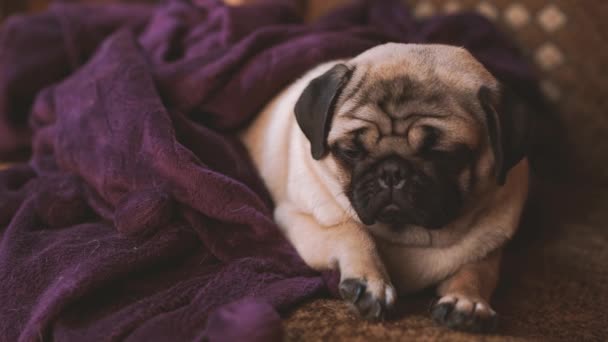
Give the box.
[2,0,607,184]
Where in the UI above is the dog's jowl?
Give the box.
[241,43,530,332]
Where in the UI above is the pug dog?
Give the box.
[241,43,530,333]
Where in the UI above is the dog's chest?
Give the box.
[376,242,467,294]
[373,226,502,294]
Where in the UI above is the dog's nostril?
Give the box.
[378,159,406,189]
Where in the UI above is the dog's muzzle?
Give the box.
[350,156,461,229]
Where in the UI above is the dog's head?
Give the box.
[295,43,529,229]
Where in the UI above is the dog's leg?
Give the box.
[431,160,529,332]
[431,248,502,332]
[275,203,396,320]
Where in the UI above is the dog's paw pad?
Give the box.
[339,278,395,321]
[430,295,498,333]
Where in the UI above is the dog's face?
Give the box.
[295,43,528,229]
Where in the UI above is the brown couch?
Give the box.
[2,0,607,340]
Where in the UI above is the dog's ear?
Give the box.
[295,64,352,160]
[478,85,530,185]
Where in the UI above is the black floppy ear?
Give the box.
[295,64,352,160]
[478,85,530,185]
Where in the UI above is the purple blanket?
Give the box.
[0,0,541,340]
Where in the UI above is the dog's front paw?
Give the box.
[430,294,498,333]
[339,278,396,320]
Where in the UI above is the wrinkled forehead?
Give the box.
[327,43,498,144]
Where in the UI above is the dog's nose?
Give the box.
[377,159,407,189]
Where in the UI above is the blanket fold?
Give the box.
[0,0,543,340]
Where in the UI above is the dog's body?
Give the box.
[241,44,530,332]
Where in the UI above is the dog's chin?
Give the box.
[354,205,449,230]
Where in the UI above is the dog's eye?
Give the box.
[342,147,362,159]
[333,144,363,161]
[419,126,441,152]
